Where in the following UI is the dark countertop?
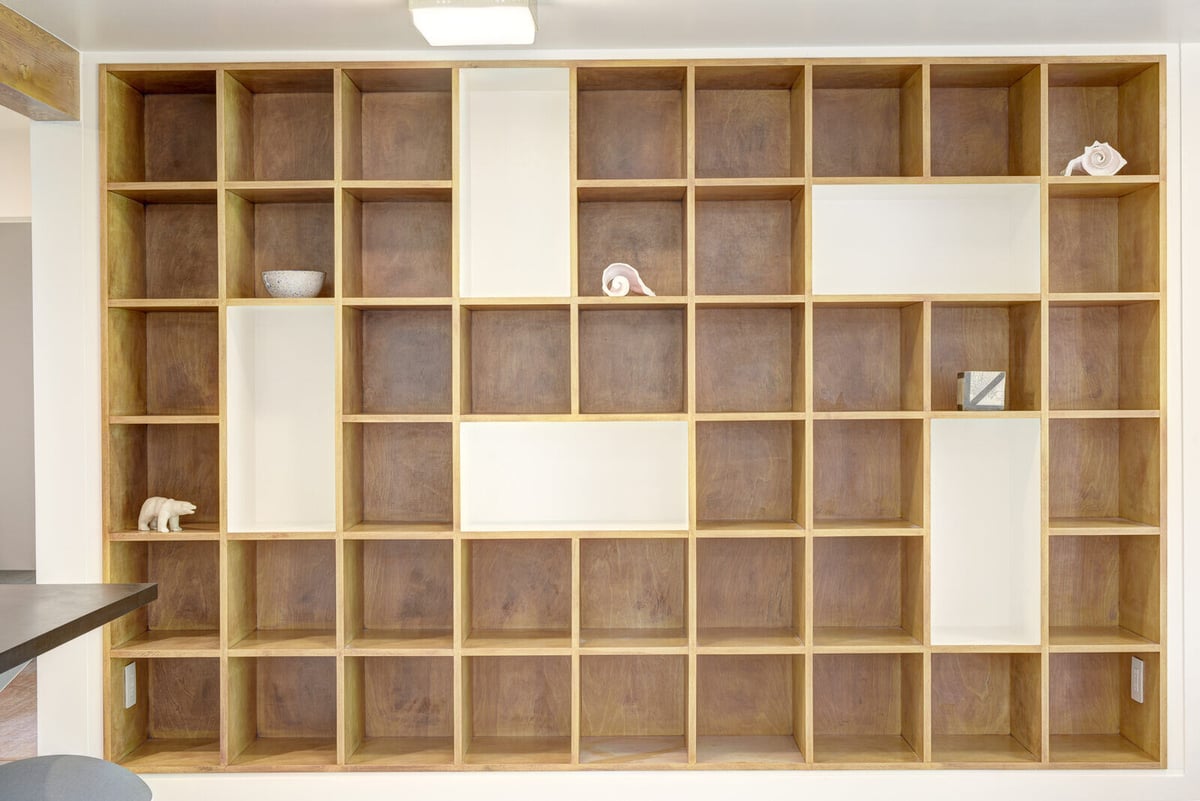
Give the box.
[0,584,158,672]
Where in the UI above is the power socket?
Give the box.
[124,662,137,709]
[1131,656,1145,704]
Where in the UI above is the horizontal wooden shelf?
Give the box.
[464,737,572,765]
[696,628,803,650]
[348,737,455,768]
[345,630,454,654]
[1048,734,1159,765]
[697,736,805,766]
[813,627,923,648]
[1049,626,1158,649]
[462,630,572,652]
[228,630,337,654]
[932,734,1038,765]
[1049,517,1159,536]
[579,629,688,650]
[110,630,221,657]
[580,736,687,766]
[813,735,921,765]
[230,737,339,769]
[118,738,222,772]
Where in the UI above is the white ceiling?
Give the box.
[6,0,1200,53]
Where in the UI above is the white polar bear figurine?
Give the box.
[137,497,197,533]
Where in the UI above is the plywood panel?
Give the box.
[469,656,571,737]
[696,308,798,412]
[256,657,337,738]
[695,200,797,295]
[579,308,685,413]
[697,538,799,632]
[697,421,798,524]
[359,423,453,525]
[697,655,794,736]
[578,90,683,179]
[362,657,453,738]
[580,539,685,632]
[578,201,685,297]
[468,310,570,414]
[361,540,454,633]
[470,540,571,633]
[581,656,686,737]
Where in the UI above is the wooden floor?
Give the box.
[0,661,36,762]
[0,570,36,762]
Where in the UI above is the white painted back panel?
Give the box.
[460,68,571,297]
[227,306,336,532]
[812,184,1041,295]
[460,422,688,531]
[931,418,1041,645]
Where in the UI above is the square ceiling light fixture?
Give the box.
[410,0,538,46]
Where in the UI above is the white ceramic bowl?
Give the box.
[262,270,326,298]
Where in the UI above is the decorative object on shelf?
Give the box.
[601,262,656,297]
[957,371,1007,411]
[262,270,326,298]
[137,497,197,534]
[1062,141,1128,176]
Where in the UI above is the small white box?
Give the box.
[957,371,1006,411]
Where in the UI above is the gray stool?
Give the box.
[0,755,151,801]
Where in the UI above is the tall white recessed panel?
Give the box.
[461,422,688,531]
[227,306,336,532]
[931,418,1041,645]
[460,68,571,297]
[812,184,1040,295]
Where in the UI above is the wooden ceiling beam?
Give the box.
[0,4,78,121]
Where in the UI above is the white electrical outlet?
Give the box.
[124,662,137,709]
[1131,656,1145,704]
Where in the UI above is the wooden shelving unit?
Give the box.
[101,56,1167,771]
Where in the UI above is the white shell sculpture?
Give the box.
[601,263,656,297]
[137,497,197,534]
[1063,141,1128,177]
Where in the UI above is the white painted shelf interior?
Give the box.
[460,421,690,530]
[226,306,337,532]
[459,67,572,298]
[930,417,1042,645]
[811,184,1041,295]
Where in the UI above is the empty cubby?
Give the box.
[577,192,686,297]
[813,304,924,412]
[106,423,219,534]
[696,306,802,413]
[228,539,337,652]
[466,539,572,648]
[225,189,335,299]
[1049,301,1159,410]
[579,307,686,414]
[342,188,453,298]
[223,69,334,181]
[108,540,220,653]
[813,653,924,764]
[344,539,454,651]
[577,67,686,180]
[466,656,572,764]
[1050,417,1160,530]
[229,656,338,767]
[581,655,688,765]
[813,536,923,646]
[813,419,924,529]
[345,656,454,766]
[1050,535,1160,647]
[812,64,923,178]
[1048,61,1161,177]
[580,538,687,647]
[695,65,804,179]
[697,538,803,647]
[930,302,1041,411]
[696,421,803,529]
[1049,182,1160,293]
[695,189,804,296]
[697,654,805,765]
[107,309,219,417]
[342,422,453,531]
[341,68,453,181]
[465,308,571,414]
[1050,652,1160,764]
[109,657,220,770]
[107,190,218,299]
[932,653,1041,763]
[930,63,1041,176]
[105,70,217,183]
[343,307,453,415]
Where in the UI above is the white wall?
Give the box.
[0,222,34,570]
[0,103,35,571]
[26,42,1195,801]
[0,105,31,220]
